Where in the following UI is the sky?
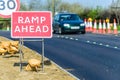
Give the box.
[20,0,116,8]
[61,0,115,8]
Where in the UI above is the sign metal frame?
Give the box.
[11,11,52,38]
[11,11,52,72]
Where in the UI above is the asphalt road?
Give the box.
[0,31,120,80]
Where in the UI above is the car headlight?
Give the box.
[80,23,85,26]
[64,24,70,28]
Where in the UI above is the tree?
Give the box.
[20,0,43,11]
[69,3,83,15]
[0,18,11,30]
[20,2,28,11]
[58,2,70,12]
[45,0,52,11]
[28,0,43,11]
[58,2,83,15]
[98,9,111,20]
[42,0,61,16]
[111,0,120,24]
[87,6,102,20]
[80,8,91,19]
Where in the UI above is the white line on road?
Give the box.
[75,39,79,41]
[70,37,74,40]
[56,35,120,50]
[61,36,64,38]
[114,46,118,49]
[93,42,96,44]
[86,41,90,43]
[57,36,60,38]
[99,43,103,45]
[106,45,109,47]
[65,37,69,39]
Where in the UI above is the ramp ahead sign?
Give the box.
[11,11,52,38]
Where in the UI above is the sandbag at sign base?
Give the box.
[25,59,41,72]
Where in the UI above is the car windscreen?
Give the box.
[60,14,80,21]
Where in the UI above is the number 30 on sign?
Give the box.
[0,0,20,18]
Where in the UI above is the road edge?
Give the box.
[36,52,80,80]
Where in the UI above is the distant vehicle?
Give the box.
[52,13,85,34]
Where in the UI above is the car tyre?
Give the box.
[81,31,86,34]
[53,29,56,34]
[58,27,62,34]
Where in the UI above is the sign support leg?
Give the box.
[21,38,24,58]
[19,38,23,71]
[42,38,44,72]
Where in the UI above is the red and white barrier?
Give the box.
[113,19,118,35]
[93,20,97,33]
[102,20,106,34]
[98,19,102,34]
[89,20,92,32]
[84,18,118,35]
[106,20,111,34]
[84,19,89,32]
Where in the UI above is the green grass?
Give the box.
[0,27,11,31]
[0,27,7,30]
[118,25,120,31]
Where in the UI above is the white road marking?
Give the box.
[61,36,64,38]
[75,39,78,41]
[56,35,120,50]
[106,45,109,47]
[70,37,74,40]
[93,42,96,44]
[87,41,90,43]
[114,46,118,49]
[57,35,60,38]
[99,43,103,45]
[65,37,69,39]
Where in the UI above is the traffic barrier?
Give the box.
[84,19,89,32]
[113,19,118,35]
[106,18,111,34]
[89,18,93,32]
[86,20,90,32]
[84,18,118,35]
[93,20,97,33]
[102,20,106,34]
[98,19,102,34]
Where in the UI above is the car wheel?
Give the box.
[53,29,56,34]
[58,27,62,34]
[81,31,86,34]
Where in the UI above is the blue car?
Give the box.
[52,13,85,34]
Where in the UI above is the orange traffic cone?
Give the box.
[93,20,97,33]
[84,19,88,32]
[86,20,90,32]
[89,19,93,32]
[106,19,111,34]
[98,19,102,34]
[113,19,118,35]
[88,18,93,32]
[102,20,106,34]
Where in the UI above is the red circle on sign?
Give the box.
[0,0,20,18]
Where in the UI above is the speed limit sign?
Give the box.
[0,0,20,18]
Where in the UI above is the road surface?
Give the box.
[0,31,120,80]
